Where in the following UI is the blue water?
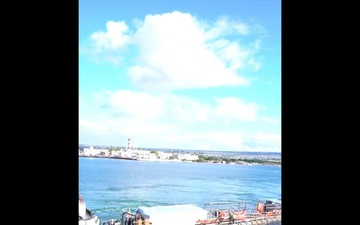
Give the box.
[79,157,281,222]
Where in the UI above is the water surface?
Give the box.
[79,157,281,222]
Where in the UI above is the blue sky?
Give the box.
[79,0,281,152]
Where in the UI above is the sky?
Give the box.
[79,0,281,152]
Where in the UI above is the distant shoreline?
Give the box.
[79,155,281,166]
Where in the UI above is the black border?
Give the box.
[13,0,79,223]
[282,1,298,224]
[281,0,328,222]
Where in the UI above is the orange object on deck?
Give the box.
[137,218,142,225]
[219,210,226,220]
[256,202,264,213]
[197,218,218,224]
[236,211,246,221]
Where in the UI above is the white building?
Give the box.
[173,153,199,161]
[136,150,151,159]
[158,151,173,160]
[82,146,109,156]
[112,150,133,158]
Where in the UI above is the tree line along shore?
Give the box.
[196,154,281,165]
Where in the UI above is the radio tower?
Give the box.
[127,138,131,151]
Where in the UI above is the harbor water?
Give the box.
[79,157,281,222]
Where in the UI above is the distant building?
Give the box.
[158,151,173,160]
[112,150,132,158]
[173,153,199,161]
[82,146,109,156]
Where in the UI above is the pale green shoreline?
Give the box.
[79,155,281,166]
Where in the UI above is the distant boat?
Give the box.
[79,196,100,225]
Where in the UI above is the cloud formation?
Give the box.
[79,89,280,151]
[79,11,280,152]
[91,21,132,51]
[81,11,263,90]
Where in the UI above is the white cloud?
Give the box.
[79,118,109,133]
[79,21,133,65]
[130,11,255,90]
[82,11,264,90]
[234,23,249,35]
[79,90,282,151]
[204,17,250,39]
[213,97,259,122]
[79,112,280,151]
[105,90,163,119]
[94,90,260,124]
[91,21,132,51]
[253,133,281,143]
[261,117,279,124]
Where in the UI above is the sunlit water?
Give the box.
[79,157,281,222]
